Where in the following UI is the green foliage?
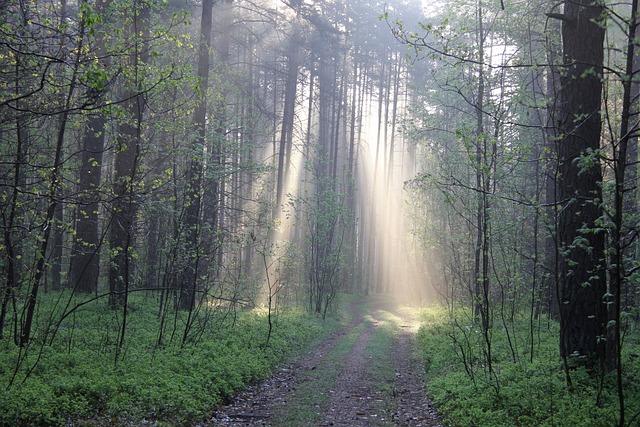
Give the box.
[417,306,640,427]
[295,176,352,317]
[0,292,336,426]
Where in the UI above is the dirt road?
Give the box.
[208,297,442,426]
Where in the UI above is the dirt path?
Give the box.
[322,318,381,426]
[388,312,442,426]
[207,298,442,426]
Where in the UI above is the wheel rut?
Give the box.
[207,297,442,426]
[322,320,382,426]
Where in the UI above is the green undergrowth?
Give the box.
[0,291,349,426]
[417,306,640,427]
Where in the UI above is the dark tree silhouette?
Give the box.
[555,0,607,368]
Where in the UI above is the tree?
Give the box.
[108,0,150,308]
[180,0,214,311]
[554,0,607,369]
[600,1,640,422]
[18,0,99,346]
[275,2,303,211]
[69,0,112,294]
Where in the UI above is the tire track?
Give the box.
[207,297,443,426]
[207,299,366,426]
[322,318,387,426]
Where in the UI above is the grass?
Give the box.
[417,305,640,427]
[364,309,401,396]
[0,290,345,427]
[363,308,403,427]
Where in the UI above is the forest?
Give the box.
[1,0,639,425]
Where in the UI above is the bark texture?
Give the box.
[556,0,607,364]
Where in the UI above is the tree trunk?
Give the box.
[276,18,300,210]
[541,7,562,320]
[180,0,214,310]
[69,115,106,293]
[108,0,149,308]
[69,0,111,294]
[473,0,492,373]
[0,117,26,340]
[48,0,69,292]
[606,2,639,423]
[20,0,92,345]
[556,0,607,367]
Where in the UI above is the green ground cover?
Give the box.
[417,306,640,427]
[0,292,346,426]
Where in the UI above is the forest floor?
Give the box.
[206,297,443,426]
